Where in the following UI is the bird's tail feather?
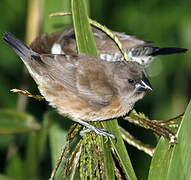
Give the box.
[3,32,32,61]
[150,47,187,56]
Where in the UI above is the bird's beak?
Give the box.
[135,75,152,92]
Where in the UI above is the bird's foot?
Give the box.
[73,118,115,143]
[80,127,115,143]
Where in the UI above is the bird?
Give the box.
[30,26,187,66]
[3,32,152,140]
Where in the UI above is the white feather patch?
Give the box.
[51,43,65,54]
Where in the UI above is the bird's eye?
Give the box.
[128,78,135,84]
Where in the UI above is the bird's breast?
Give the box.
[38,81,129,121]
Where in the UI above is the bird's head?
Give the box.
[112,61,152,103]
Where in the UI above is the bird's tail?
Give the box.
[150,47,187,56]
[3,32,32,61]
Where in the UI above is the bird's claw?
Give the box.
[80,127,115,143]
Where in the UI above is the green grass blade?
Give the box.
[71,0,98,55]
[0,109,40,134]
[148,137,172,180]
[71,0,136,179]
[103,120,137,180]
[166,101,191,179]
[103,142,115,180]
[149,101,191,180]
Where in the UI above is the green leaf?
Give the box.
[103,142,115,180]
[71,0,98,56]
[149,101,191,180]
[166,101,191,179]
[0,109,40,134]
[148,137,172,180]
[103,120,137,180]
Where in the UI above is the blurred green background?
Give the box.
[0,0,190,179]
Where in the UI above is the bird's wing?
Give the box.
[92,27,152,54]
[34,54,78,91]
[30,27,151,56]
[37,54,114,107]
[30,31,63,54]
[30,28,78,56]
[75,54,114,107]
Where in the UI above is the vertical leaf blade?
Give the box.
[103,142,115,180]
[166,101,191,179]
[148,137,172,180]
[103,120,137,180]
[71,0,136,179]
[149,101,191,180]
[71,0,98,55]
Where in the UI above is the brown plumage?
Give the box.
[3,32,152,140]
[30,26,187,66]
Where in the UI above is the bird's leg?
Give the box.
[74,118,116,142]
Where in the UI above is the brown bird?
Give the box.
[30,26,187,66]
[3,32,152,140]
